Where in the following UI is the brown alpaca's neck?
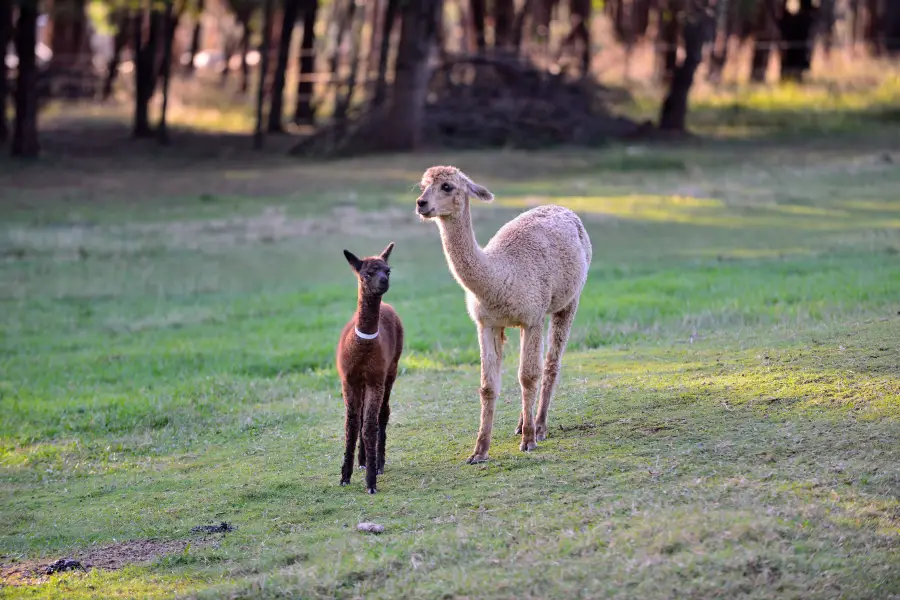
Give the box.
[355,288,382,336]
[437,205,494,297]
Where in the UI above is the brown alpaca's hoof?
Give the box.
[367,487,377,494]
[535,424,548,442]
[340,479,350,486]
[466,454,489,464]
[376,467,384,475]
[358,464,366,470]
[514,426,522,435]
[520,440,537,452]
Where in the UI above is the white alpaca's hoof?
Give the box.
[520,440,537,452]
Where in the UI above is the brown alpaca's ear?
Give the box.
[465,177,494,203]
[380,242,395,263]
[343,250,363,273]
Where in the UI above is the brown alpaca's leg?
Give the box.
[378,368,396,475]
[536,297,579,441]
[467,325,504,464]
[363,385,384,493]
[341,383,362,485]
[518,324,544,452]
[357,427,366,470]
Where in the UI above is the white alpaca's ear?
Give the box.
[343,250,363,272]
[380,242,395,263]
[465,178,494,203]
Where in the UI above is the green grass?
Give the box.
[2,134,900,598]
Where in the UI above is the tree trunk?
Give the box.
[570,0,591,74]
[134,10,162,138]
[885,0,900,55]
[778,1,816,82]
[49,0,89,70]
[157,2,177,144]
[102,11,130,100]
[254,0,274,148]
[493,0,515,49]
[268,0,299,132]
[657,0,679,82]
[334,1,366,121]
[186,0,204,75]
[707,0,730,83]
[239,17,251,93]
[12,0,40,157]
[372,0,397,106]
[750,1,775,83]
[511,0,533,53]
[375,0,442,151]
[328,0,356,120]
[0,0,13,142]
[294,0,319,124]
[659,6,706,132]
[470,0,486,52]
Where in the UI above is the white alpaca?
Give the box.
[415,166,592,463]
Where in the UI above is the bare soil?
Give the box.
[0,537,218,587]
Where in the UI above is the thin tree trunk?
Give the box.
[470,0,486,52]
[12,0,40,157]
[885,0,900,55]
[511,0,533,53]
[372,0,397,106]
[778,0,816,82]
[294,0,319,124]
[750,1,775,83]
[657,0,679,82]
[335,1,365,121]
[570,0,591,74]
[493,0,515,49]
[659,5,706,131]
[134,9,162,137]
[375,0,443,151]
[268,0,299,132]
[186,0,204,75]
[49,0,88,71]
[239,17,251,93]
[157,2,176,144]
[102,11,130,100]
[254,0,274,148]
[328,0,355,118]
[0,0,13,142]
[364,0,383,99]
[707,0,730,82]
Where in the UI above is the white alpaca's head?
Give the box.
[415,166,494,220]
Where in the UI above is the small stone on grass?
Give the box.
[357,522,385,534]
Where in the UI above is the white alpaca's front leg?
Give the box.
[518,324,543,451]
[467,324,504,464]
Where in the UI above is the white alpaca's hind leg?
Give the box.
[535,297,579,441]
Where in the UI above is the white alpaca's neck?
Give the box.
[436,206,494,298]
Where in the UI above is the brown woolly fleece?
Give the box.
[336,242,404,494]
[416,166,592,464]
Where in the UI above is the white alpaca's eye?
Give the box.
[441,183,454,193]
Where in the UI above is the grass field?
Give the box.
[2,124,900,598]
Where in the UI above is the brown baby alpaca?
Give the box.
[415,167,592,464]
[336,242,404,494]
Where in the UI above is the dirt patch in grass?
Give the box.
[0,537,218,587]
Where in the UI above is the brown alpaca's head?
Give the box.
[343,242,394,297]
[415,166,494,220]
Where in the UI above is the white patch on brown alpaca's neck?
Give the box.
[355,327,379,340]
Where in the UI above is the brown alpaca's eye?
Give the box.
[441,183,454,193]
